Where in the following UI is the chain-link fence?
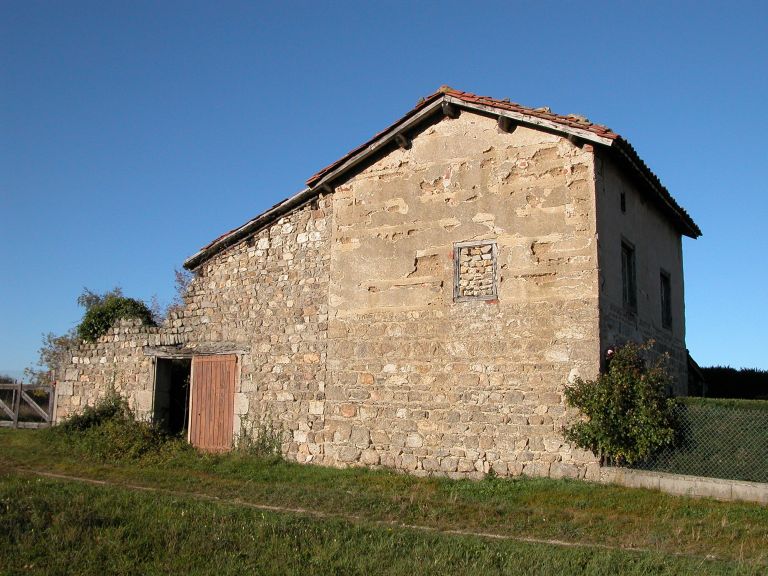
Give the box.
[627,397,768,483]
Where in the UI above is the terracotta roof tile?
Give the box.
[306,87,621,187]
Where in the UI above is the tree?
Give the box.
[149,268,195,324]
[25,330,78,386]
[168,268,194,316]
[25,288,156,384]
[563,341,678,465]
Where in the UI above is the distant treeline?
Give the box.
[698,366,768,400]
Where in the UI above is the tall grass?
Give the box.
[50,391,192,462]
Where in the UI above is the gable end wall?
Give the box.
[320,112,602,479]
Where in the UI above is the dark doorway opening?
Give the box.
[154,358,191,436]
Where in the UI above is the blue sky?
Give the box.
[2,1,767,378]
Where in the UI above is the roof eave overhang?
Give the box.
[306,94,615,192]
[443,95,616,146]
[183,186,314,270]
[610,138,702,239]
[305,96,446,190]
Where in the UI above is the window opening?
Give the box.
[621,240,637,312]
[454,241,497,301]
[660,270,672,329]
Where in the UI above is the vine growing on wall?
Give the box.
[76,288,156,342]
[563,341,679,465]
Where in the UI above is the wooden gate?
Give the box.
[0,382,54,429]
[188,355,236,451]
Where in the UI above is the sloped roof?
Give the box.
[184,87,700,270]
[306,86,619,187]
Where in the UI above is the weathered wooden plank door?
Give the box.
[189,355,236,451]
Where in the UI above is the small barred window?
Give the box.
[454,241,497,301]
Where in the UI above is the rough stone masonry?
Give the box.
[54,88,699,483]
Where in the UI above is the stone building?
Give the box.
[54,87,700,480]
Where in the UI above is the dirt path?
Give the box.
[9,466,723,563]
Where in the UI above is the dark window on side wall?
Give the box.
[660,270,672,329]
[621,241,637,312]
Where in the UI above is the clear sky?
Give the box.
[2,1,767,379]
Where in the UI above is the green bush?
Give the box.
[563,341,678,465]
[55,391,189,462]
[58,391,130,432]
[77,289,155,342]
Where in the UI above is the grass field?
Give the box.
[2,426,768,575]
[630,397,768,482]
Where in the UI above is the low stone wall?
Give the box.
[599,467,768,505]
[54,320,177,423]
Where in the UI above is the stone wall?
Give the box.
[54,319,159,422]
[321,113,603,479]
[55,198,333,461]
[594,153,688,392]
[179,197,331,454]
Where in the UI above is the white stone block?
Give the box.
[405,433,423,448]
[309,400,325,415]
[233,393,249,415]
[136,390,153,412]
[293,430,308,443]
[56,382,74,396]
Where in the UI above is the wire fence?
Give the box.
[627,397,768,483]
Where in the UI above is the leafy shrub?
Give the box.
[58,391,130,432]
[563,341,678,465]
[55,391,189,462]
[77,288,155,342]
[25,288,154,384]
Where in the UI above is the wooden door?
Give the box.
[189,355,236,451]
